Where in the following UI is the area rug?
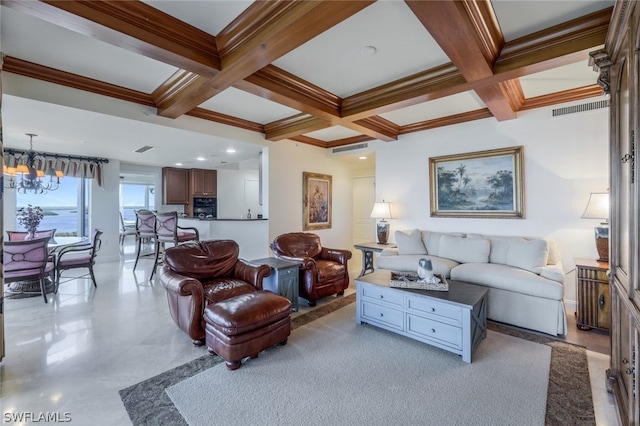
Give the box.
[120,294,595,425]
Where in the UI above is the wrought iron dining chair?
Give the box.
[3,236,56,303]
[133,209,157,271]
[119,212,137,246]
[151,211,199,279]
[54,229,103,292]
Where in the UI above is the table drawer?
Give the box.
[406,297,462,325]
[361,301,404,331]
[361,284,403,307]
[406,314,462,349]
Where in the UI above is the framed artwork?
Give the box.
[429,146,524,218]
[303,172,332,230]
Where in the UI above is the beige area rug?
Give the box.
[166,303,551,426]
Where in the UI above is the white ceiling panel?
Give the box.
[143,0,251,36]
[520,60,601,98]
[304,126,363,142]
[198,87,300,124]
[273,1,449,98]
[492,0,615,41]
[380,92,486,126]
[1,7,177,93]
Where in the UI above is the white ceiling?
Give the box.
[0,0,614,169]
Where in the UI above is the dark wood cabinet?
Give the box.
[575,258,609,331]
[592,2,640,424]
[162,167,189,205]
[190,169,217,197]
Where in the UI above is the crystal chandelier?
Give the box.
[3,133,63,194]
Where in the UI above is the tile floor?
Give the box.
[0,243,621,425]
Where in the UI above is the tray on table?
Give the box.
[389,271,449,291]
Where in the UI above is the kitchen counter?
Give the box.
[178,217,269,260]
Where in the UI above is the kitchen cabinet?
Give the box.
[191,169,217,197]
[162,167,189,205]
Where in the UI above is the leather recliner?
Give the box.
[159,240,272,345]
[270,232,352,306]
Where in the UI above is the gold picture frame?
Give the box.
[429,146,524,218]
[303,172,332,230]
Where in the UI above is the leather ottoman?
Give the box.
[204,291,292,370]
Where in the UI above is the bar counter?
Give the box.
[178,217,269,260]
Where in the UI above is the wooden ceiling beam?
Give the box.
[2,0,220,77]
[265,114,332,141]
[406,0,517,120]
[155,1,373,118]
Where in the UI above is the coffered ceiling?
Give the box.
[0,0,613,169]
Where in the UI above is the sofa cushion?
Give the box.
[395,229,427,255]
[506,238,549,274]
[546,239,560,265]
[439,235,490,264]
[422,231,465,256]
[451,263,564,300]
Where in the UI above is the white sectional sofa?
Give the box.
[376,229,567,336]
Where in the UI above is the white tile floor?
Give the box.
[1,243,621,425]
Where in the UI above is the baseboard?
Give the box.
[564,298,577,312]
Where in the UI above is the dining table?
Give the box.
[5,235,89,298]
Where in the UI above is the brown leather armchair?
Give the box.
[270,232,352,306]
[159,240,272,345]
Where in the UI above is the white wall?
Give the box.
[266,140,354,251]
[91,159,120,262]
[217,169,260,218]
[372,102,609,308]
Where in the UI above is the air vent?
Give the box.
[332,143,368,154]
[552,99,609,117]
[134,145,154,153]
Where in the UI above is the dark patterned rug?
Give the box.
[119,293,595,425]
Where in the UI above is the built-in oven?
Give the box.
[193,197,217,218]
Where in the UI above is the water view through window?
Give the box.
[15,176,86,236]
[120,183,155,222]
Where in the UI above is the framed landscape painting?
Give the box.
[303,172,332,230]
[429,146,524,218]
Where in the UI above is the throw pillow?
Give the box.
[439,235,490,264]
[545,238,561,265]
[422,231,465,256]
[395,229,427,255]
[506,238,549,274]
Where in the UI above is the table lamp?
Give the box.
[370,201,392,244]
[581,192,609,262]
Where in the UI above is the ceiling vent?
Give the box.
[552,99,609,117]
[331,143,368,154]
[134,145,154,153]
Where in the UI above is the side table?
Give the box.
[353,242,396,277]
[575,257,610,331]
[251,257,300,312]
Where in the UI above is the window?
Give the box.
[15,176,89,237]
[120,183,155,221]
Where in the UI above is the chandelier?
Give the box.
[3,133,64,194]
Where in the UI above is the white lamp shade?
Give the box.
[370,202,392,219]
[582,192,609,220]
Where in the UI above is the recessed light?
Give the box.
[359,156,367,160]
[226,148,236,153]
[196,156,206,161]
[175,162,183,166]
[360,45,377,56]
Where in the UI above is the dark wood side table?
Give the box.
[251,257,300,312]
[575,257,610,331]
[353,242,396,277]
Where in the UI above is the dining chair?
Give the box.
[151,211,199,279]
[7,228,57,242]
[119,212,137,246]
[54,229,103,292]
[3,236,56,303]
[133,209,157,271]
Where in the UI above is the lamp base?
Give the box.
[376,222,389,245]
[595,226,609,262]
